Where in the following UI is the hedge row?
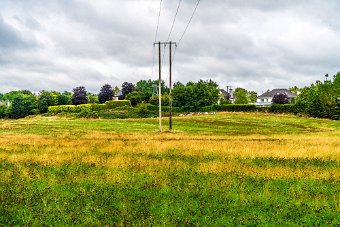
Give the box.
[200,104,296,114]
[48,100,131,114]
[201,104,257,112]
[268,104,296,113]
[146,105,184,113]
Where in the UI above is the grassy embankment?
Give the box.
[0,112,339,225]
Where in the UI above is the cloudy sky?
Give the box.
[1,0,340,94]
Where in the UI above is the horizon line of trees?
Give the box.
[0,72,339,119]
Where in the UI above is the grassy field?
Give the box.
[0,112,339,225]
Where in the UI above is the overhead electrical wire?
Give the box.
[154,0,163,43]
[172,0,201,63]
[162,0,182,69]
[167,0,182,42]
[152,0,201,81]
[177,0,201,46]
[152,0,164,78]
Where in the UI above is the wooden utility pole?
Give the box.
[157,42,162,131]
[169,41,173,130]
[154,41,177,131]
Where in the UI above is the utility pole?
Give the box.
[169,41,173,130]
[157,42,162,131]
[154,41,177,131]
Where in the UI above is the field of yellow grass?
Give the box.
[0,112,339,225]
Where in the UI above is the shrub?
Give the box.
[48,105,77,114]
[72,86,88,105]
[98,84,114,104]
[48,101,131,115]
[269,104,296,113]
[7,95,36,119]
[90,104,108,111]
[0,105,6,118]
[105,100,131,109]
[135,102,150,115]
[98,110,129,119]
[77,110,99,118]
[272,93,290,104]
[147,105,184,113]
[217,104,257,112]
[256,106,270,112]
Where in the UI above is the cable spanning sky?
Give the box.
[1,0,340,94]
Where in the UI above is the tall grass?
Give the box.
[0,112,339,225]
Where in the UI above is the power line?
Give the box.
[171,0,201,65]
[154,0,163,43]
[167,0,182,42]
[177,0,201,46]
[152,0,164,77]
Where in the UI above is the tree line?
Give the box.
[0,80,221,119]
[0,72,339,120]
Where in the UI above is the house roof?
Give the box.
[219,89,228,96]
[258,89,297,99]
[114,91,123,97]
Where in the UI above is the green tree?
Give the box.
[87,93,99,104]
[295,72,340,119]
[72,86,88,105]
[136,80,153,101]
[126,91,143,107]
[248,91,257,103]
[149,94,170,106]
[2,90,34,102]
[37,91,56,113]
[172,83,188,108]
[234,88,249,104]
[114,86,120,95]
[7,94,36,119]
[120,82,135,100]
[98,84,114,104]
[289,86,300,94]
[172,80,219,111]
[0,105,6,118]
[272,93,290,104]
[57,92,72,105]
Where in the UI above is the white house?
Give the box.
[256,89,297,106]
[219,88,234,103]
[0,101,10,107]
[113,91,123,101]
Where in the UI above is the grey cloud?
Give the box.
[1,0,340,94]
[0,14,28,50]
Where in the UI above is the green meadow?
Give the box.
[0,112,339,225]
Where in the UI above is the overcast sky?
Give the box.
[1,0,340,94]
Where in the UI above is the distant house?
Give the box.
[219,88,234,103]
[256,89,297,105]
[113,91,123,101]
[0,101,10,107]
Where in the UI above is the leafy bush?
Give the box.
[269,104,296,113]
[98,84,114,104]
[7,95,36,119]
[72,86,88,105]
[201,104,257,112]
[256,106,270,112]
[90,104,108,111]
[147,104,184,113]
[0,105,7,118]
[98,110,129,119]
[272,93,290,104]
[76,110,99,118]
[48,101,131,114]
[134,102,150,115]
[105,100,131,109]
